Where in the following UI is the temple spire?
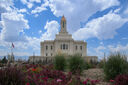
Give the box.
[60,15,67,33]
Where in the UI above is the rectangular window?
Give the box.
[46,53,48,56]
[80,46,82,50]
[46,45,48,50]
[51,53,52,56]
[63,21,64,28]
[76,46,77,50]
[51,46,53,50]
[61,44,62,49]
[66,44,68,49]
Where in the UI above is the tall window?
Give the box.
[51,46,53,50]
[60,44,68,50]
[63,21,64,28]
[46,53,48,56]
[76,46,77,50]
[63,44,65,49]
[46,45,48,50]
[61,44,63,49]
[80,46,82,50]
[66,44,68,49]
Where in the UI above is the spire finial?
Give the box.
[60,15,67,33]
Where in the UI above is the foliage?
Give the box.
[1,56,8,64]
[98,60,105,68]
[68,54,84,74]
[82,78,100,85]
[113,74,128,85]
[54,54,67,71]
[24,64,72,85]
[0,67,25,85]
[0,64,101,85]
[104,53,128,80]
[83,62,91,70]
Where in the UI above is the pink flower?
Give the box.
[110,79,114,82]
[57,79,62,82]
[83,80,87,85]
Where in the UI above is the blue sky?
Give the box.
[0,0,128,60]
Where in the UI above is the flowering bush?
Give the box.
[113,74,128,85]
[82,78,100,85]
[0,64,100,85]
[0,67,25,85]
[24,64,72,85]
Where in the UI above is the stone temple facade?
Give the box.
[29,16,98,63]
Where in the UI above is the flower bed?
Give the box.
[0,64,100,85]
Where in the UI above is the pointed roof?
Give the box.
[61,15,66,21]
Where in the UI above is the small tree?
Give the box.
[68,54,84,74]
[54,54,66,71]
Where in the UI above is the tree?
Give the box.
[1,56,8,64]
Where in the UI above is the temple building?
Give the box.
[29,16,97,63]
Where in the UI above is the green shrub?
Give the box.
[83,62,91,70]
[68,54,84,74]
[98,60,105,68]
[54,54,66,71]
[104,53,128,80]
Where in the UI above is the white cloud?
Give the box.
[21,0,41,9]
[73,12,128,40]
[31,1,49,14]
[18,8,27,13]
[48,0,120,33]
[29,0,41,3]
[93,0,120,10]
[0,0,13,13]
[31,4,47,14]
[21,0,28,4]
[41,20,59,40]
[0,12,29,42]
[21,0,33,8]
[108,44,128,54]
[38,30,42,34]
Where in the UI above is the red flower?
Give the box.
[42,77,48,81]
[26,83,30,85]
[32,68,36,72]
[110,79,114,82]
